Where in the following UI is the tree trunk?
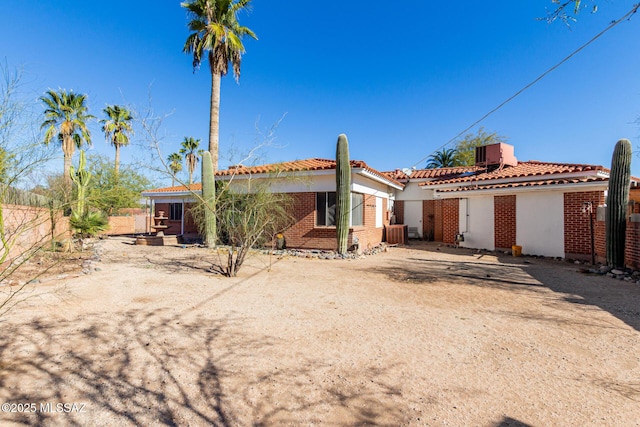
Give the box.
[62,135,75,188]
[209,71,221,172]
[114,144,121,177]
[188,154,195,184]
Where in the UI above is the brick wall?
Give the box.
[423,200,435,241]
[494,195,516,250]
[394,200,404,224]
[563,191,605,260]
[433,200,443,242]
[283,193,387,251]
[351,195,387,251]
[107,216,135,235]
[625,221,640,270]
[442,199,459,244]
[595,220,606,262]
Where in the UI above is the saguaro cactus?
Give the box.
[201,151,217,248]
[606,138,632,268]
[335,134,351,254]
[69,150,91,216]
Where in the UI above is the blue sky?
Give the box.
[1,1,640,184]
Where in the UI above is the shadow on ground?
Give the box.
[373,242,640,333]
[0,298,413,426]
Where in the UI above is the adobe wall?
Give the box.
[1,204,70,265]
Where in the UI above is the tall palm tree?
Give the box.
[182,0,257,171]
[100,104,134,176]
[40,89,94,186]
[179,136,201,184]
[167,153,183,186]
[426,148,462,169]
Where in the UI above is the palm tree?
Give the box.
[179,136,201,184]
[167,153,183,186]
[100,105,134,176]
[182,0,257,171]
[426,148,462,169]
[40,89,94,186]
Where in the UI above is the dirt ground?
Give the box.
[0,237,639,426]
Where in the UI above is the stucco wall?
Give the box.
[516,192,565,257]
[404,200,423,238]
[459,196,495,251]
[1,204,70,266]
[394,182,433,201]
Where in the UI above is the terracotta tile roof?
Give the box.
[421,161,608,187]
[383,166,480,181]
[435,176,609,193]
[142,183,202,194]
[216,158,337,176]
[216,158,403,188]
[143,158,403,194]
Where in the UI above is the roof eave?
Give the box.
[357,168,405,190]
[434,180,608,198]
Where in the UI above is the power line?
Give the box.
[410,3,640,170]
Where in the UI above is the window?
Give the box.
[316,192,336,226]
[169,203,183,221]
[316,192,364,227]
[351,193,364,226]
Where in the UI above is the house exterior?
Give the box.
[419,161,613,259]
[143,143,640,264]
[386,143,640,262]
[142,158,404,251]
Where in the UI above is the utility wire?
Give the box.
[410,3,640,170]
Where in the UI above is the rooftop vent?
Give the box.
[475,143,517,168]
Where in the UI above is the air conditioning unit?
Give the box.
[475,143,518,168]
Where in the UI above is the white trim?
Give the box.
[357,168,404,190]
[434,181,608,198]
[423,170,609,191]
[216,169,336,182]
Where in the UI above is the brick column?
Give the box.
[494,195,516,251]
[442,199,459,244]
[564,191,605,261]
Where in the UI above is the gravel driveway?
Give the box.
[0,237,638,426]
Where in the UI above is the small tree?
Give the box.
[192,179,294,277]
[1,64,68,317]
[454,127,507,166]
[86,154,152,216]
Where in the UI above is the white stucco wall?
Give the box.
[226,172,392,200]
[404,200,423,238]
[376,197,383,228]
[459,196,495,251]
[394,182,425,200]
[516,192,564,257]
